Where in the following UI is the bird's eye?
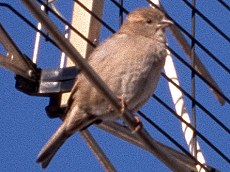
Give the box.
[146,19,152,24]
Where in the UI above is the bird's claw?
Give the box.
[131,115,143,134]
[119,95,142,133]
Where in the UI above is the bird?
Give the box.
[36,7,173,168]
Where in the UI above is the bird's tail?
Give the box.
[36,123,70,168]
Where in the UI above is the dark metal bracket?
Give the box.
[0,23,78,118]
[15,66,78,96]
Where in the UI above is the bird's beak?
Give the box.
[157,18,174,29]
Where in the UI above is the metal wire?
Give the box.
[217,0,230,11]
[137,111,211,172]
[168,46,230,105]
[110,0,129,14]
[119,0,124,26]
[147,0,230,74]
[0,3,59,48]
[152,95,230,164]
[182,0,230,43]
[161,71,230,134]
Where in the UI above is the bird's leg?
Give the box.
[119,95,142,133]
[131,115,143,134]
[119,94,126,115]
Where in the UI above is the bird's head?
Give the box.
[119,7,173,40]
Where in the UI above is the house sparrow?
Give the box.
[37,7,172,168]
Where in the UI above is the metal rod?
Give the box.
[0,24,36,80]
[191,0,197,160]
[59,25,69,68]
[32,4,45,64]
[119,0,124,26]
[80,130,116,172]
[98,121,198,171]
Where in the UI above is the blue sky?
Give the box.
[0,1,229,172]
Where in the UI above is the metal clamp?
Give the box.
[0,24,79,118]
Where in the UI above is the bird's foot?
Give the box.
[118,95,142,133]
[131,115,143,134]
